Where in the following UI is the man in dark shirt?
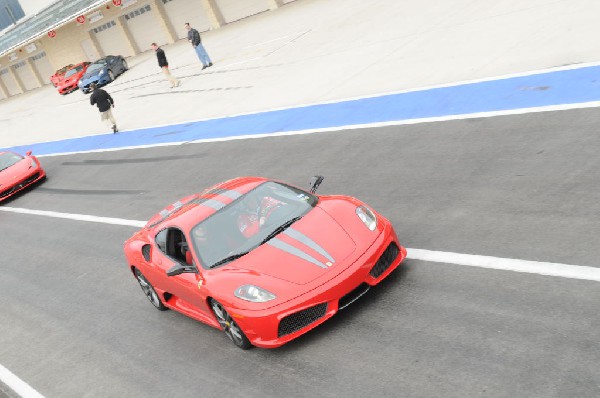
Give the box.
[151,42,180,88]
[185,22,212,69]
[89,83,118,133]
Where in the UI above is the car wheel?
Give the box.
[108,70,115,81]
[210,299,252,349]
[134,268,168,311]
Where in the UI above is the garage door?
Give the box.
[31,52,54,85]
[216,0,269,24]
[13,60,38,91]
[0,68,20,96]
[161,0,210,39]
[124,3,169,51]
[92,20,134,57]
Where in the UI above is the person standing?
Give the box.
[89,83,118,133]
[185,22,212,69]
[151,42,180,88]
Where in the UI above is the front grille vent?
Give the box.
[339,283,371,310]
[278,303,327,338]
[22,173,40,185]
[369,242,399,278]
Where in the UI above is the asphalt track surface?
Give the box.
[1,106,600,397]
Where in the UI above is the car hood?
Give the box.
[59,74,82,86]
[0,158,30,186]
[233,207,357,285]
[82,68,105,80]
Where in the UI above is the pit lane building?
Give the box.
[0,0,295,100]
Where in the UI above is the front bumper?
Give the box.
[80,75,110,93]
[57,82,78,95]
[0,166,46,201]
[229,222,407,348]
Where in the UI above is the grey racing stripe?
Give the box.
[267,238,328,269]
[198,198,226,211]
[284,228,335,263]
[206,188,242,201]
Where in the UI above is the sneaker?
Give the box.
[208,62,213,67]
[176,80,181,87]
[112,125,118,133]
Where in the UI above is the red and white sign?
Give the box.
[76,15,86,24]
[112,0,122,6]
[47,30,56,38]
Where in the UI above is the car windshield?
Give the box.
[87,61,106,73]
[65,66,83,77]
[0,153,23,172]
[190,181,318,269]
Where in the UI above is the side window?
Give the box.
[164,228,193,265]
[155,229,168,253]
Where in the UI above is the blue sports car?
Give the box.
[78,55,128,94]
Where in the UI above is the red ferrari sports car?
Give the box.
[124,176,407,349]
[50,64,74,87]
[0,151,46,201]
[56,62,90,95]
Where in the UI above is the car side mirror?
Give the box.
[26,151,32,156]
[309,175,324,193]
[166,263,196,277]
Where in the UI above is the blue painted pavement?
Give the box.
[3,64,600,156]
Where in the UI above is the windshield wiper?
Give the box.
[209,251,250,268]
[260,216,303,246]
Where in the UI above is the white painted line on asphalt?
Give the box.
[35,99,600,158]
[0,207,146,228]
[408,249,600,282]
[2,206,599,283]
[0,363,45,398]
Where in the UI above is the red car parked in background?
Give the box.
[50,64,74,87]
[56,62,90,95]
[0,151,46,202]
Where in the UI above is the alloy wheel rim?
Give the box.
[212,302,244,346]
[136,272,160,308]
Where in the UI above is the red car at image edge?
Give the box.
[56,62,90,94]
[0,151,46,201]
[124,176,407,349]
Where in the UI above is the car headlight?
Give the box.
[356,205,377,231]
[99,69,105,76]
[234,285,276,302]
[29,158,37,168]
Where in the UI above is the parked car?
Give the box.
[50,64,74,87]
[124,176,407,349]
[56,62,90,95]
[78,55,128,94]
[0,151,46,202]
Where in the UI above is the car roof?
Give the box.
[147,176,268,232]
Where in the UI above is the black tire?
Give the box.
[108,70,115,81]
[134,268,168,311]
[210,299,252,349]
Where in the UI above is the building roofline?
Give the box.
[0,0,109,60]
